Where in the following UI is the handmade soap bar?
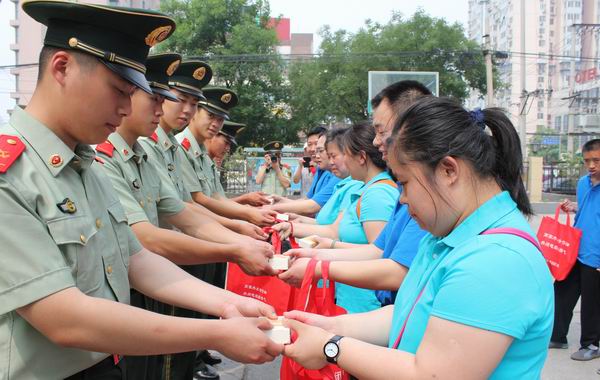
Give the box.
[268,254,290,270]
[297,236,318,248]
[265,316,291,344]
[276,213,289,221]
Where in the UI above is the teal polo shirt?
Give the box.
[336,171,399,314]
[315,176,364,225]
[388,192,554,380]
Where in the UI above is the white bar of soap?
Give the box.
[268,254,290,270]
[276,213,289,221]
[297,237,317,248]
[264,317,291,344]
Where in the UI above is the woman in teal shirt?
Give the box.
[281,98,554,379]
[275,125,398,313]
[334,124,399,313]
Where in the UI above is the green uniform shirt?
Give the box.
[260,165,292,196]
[139,126,193,203]
[0,107,142,379]
[98,132,185,227]
[176,128,224,197]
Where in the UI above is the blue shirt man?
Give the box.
[574,174,600,268]
[374,197,427,306]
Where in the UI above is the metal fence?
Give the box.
[541,162,584,195]
[219,149,306,196]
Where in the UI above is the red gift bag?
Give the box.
[536,206,582,281]
[225,227,293,314]
[280,259,349,380]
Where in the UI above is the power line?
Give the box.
[2,49,600,69]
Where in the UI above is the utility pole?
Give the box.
[519,0,527,158]
[568,25,577,155]
[483,0,494,106]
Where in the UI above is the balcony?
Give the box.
[9,19,19,28]
[9,43,19,52]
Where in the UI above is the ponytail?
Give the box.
[481,109,532,215]
[391,97,532,215]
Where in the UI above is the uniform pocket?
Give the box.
[47,215,101,294]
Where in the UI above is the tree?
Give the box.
[288,11,492,130]
[158,0,293,146]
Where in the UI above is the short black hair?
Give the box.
[38,46,99,82]
[307,126,327,138]
[371,80,432,113]
[582,139,600,153]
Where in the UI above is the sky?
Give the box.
[0,0,469,121]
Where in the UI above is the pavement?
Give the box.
[208,203,599,379]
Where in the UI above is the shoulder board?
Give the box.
[95,141,115,157]
[181,138,191,151]
[94,156,105,164]
[0,135,25,174]
[150,132,158,143]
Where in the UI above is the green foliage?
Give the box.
[288,11,491,132]
[158,3,491,145]
[159,0,291,146]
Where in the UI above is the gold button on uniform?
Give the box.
[106,265,113,274]
[6,138,16,145]
[80,234,86,243]
[95,218,102,229]
[139,200,145,207]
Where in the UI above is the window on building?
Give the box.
[538,113,544,120]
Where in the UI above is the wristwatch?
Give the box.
[323,335,344,364]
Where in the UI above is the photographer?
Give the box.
[256,141,292,196]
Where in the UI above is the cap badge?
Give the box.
[275,142,281,148]
[193,67,206,80]
[221,93,232,104]
[145,25,172,47]
[57,198,77,214]
[167,59,181,76]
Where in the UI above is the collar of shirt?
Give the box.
[156,125,175,152]
[10,106,79,177]
[439,191,516,249]
[334,176,353,190]
[108,132,147,163]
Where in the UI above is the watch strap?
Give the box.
[324,335,344,364]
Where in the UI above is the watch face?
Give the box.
[324,342,339,358]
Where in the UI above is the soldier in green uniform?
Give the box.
[256,141,292,196]
[139,61,266,241]
[177,89,276,226]
[0,2,282,379]
[96,54,277,379]
[205,120,245,169]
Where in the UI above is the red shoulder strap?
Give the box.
[0,135,25,173]
[95,141,115,157]
[181,138,191,151]
[150,132,158,143]
[356,179,398,219]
